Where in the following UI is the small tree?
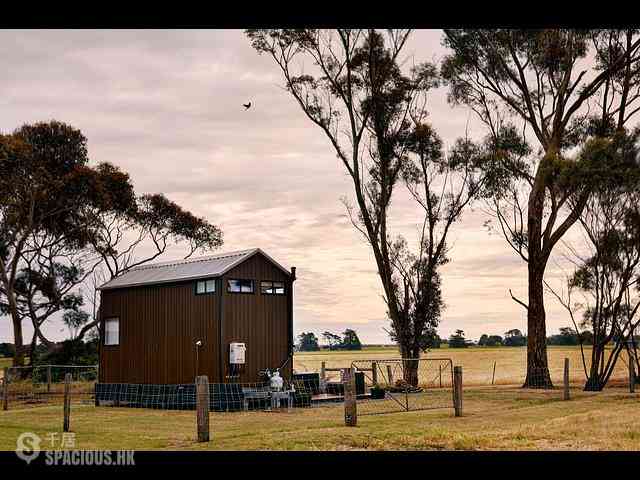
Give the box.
[341,329,362,350]
[321,331,342,351]
[478,334,489,346]
[297,332,320,352]
[449,329,468,348]
[547,161,640,390]
[504,329,527,347]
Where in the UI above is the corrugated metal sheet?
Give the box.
[98,248,290,291]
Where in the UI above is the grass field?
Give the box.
[1,346,637,451]
[0,386,638,450]
[294,345,632,386]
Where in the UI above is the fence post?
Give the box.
[196,375,210,442]
[2,367,9,411]
[320,361,326,393]
[630,356,636,394]
[439,364,442,388]
[386,365,393,385]
[491,361,496,385]
[63,373,72,432]
[2,378,8,411]
[47,365,52,394]
[563,358,570,400]
[371,361,378,386]
[453,366,463,417]
[343,367,357,427]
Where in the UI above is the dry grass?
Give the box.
[0,347,636,451]
[0,386,638,451]
[295,346,631,386]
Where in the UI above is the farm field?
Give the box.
[294,345,632,386]
[0,386,638,450]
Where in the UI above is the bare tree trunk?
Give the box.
[524,174,553,389]
[11,312,25,367]
[399,343,420,387]
[524,265,553,388]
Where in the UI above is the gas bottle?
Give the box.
[270,370,284,391]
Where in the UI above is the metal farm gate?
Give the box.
[351,358,455,415]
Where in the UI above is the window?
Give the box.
[196,279,216,295]
[261,281,285,295]
[227,279,254,293]
[104,317,119,346]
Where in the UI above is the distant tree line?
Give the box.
[475,327,602,347]
[296,329,364,352]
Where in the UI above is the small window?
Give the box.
[227,279,254,293]
[261,281,285,295]
[196,279,216,295]
[104,317,119,346]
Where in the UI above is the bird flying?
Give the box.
[243,102,251,110]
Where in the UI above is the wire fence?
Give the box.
[94,376,348,413]
[350,358,455,415]
[1,365,97,409]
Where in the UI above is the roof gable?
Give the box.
[98,248,290,291]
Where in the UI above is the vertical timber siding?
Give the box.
[99,251,293,384]
[99,281,220,384]
[221,253,291,383]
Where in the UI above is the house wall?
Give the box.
[221,254,292,383]
[99,252,293,384]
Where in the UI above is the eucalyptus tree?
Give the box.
[547,133,640,390]
[442,29,640,387]
[247,29,484,384]
[0,121,132,366]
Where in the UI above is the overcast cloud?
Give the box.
[0,29,582,344]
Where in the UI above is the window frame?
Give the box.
[195,278,216,295]
[260,280,286,296]
[104,317,120,346]
[227,279,255,294]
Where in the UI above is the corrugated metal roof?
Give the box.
[98,248,290,291]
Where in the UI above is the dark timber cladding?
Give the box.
[98,249,295,384]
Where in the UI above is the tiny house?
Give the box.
[97,248,295,385]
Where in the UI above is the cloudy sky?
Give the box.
[0,29,580,345]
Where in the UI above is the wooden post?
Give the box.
[47,365,52,394]
[320,361,326,393]
[2,378,8,411]
[563,358,570,401]
[439,364,442,388]
[630,356,636,394]
[343,367,357,427]
[2,367,9,411]
[196,375,210,442]
[453,366,463,417]
[491,361,496,385]
[63,373,72,432]
[386,365,393,385]
[371,361,378,386]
